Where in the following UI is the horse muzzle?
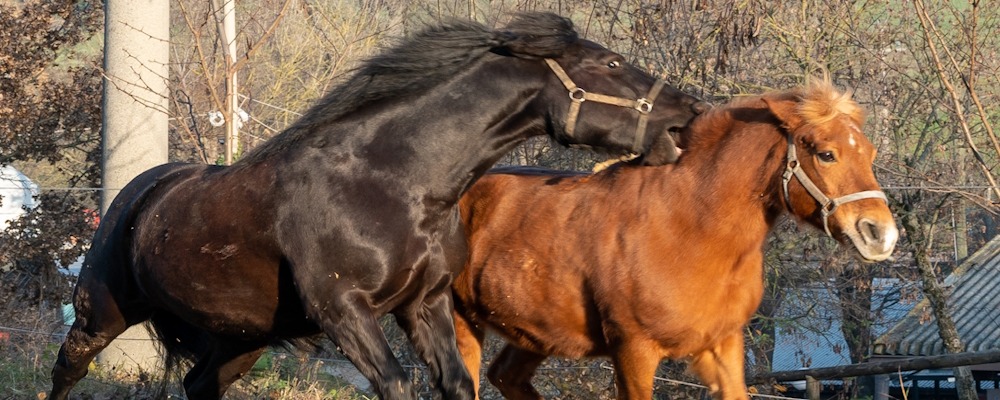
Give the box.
[644,100,710,165]
[846,216,899,262]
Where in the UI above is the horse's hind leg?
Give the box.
[182,338,266,400]
[452,307,486,399]
[486,344,547,400]
[50,279,147,400]
[394,290,476,400]
[688,332,749,400]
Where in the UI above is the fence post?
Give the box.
[806,376,821,400]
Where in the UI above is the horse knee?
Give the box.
[50,326,122,400]
[61,325,119,364]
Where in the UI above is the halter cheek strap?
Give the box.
[544,59,666,153]
[781,134,888,237]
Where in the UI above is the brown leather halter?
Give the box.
[544,58,666,153]
[781,133,887,237]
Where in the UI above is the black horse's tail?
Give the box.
[145,310,211,389]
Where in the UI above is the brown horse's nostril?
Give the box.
[691,101,713,115]
[858,218,881,242]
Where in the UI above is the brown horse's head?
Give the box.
[763,81,898,262]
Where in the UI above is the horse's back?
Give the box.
[460,166,588,226]
[485,165,588,178]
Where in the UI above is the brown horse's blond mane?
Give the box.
[682,79,863,150]
[796,78,864,127]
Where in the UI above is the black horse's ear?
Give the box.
[762,96,804,132]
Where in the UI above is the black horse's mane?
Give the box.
[234,12,578,169]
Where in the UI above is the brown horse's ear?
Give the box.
[762,97,804,132]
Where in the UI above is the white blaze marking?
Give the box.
[846,122,863,152]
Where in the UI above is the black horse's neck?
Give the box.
[272,54,551,208]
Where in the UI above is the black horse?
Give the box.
[50,13,708,400]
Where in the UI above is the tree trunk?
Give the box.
[747,253,787,378]
[955,147,969,263]
[836,263,874,398]
[900,209,978,400]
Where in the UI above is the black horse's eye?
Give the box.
[607,60,621,69]
[817,151,836,163]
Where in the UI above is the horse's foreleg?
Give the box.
[394,290,476,400]
[486,344,547,400]
[182,340,266,400]
[50,281,140,400]
[610,340,660,400]
[321,293,415,400]
[689,332,750,400]
[452,306,486,400]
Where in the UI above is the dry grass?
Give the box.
[1,305,710,400]
[0,307,366,400]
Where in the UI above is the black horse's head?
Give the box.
[488,13,710,165]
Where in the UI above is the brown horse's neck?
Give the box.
[661,102,790,250]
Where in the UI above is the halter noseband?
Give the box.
[781,134,888,237]
[544,59,666,153]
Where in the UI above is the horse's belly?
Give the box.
[133,238,305,338]
[458,252,601,358]
[501,319,604,359]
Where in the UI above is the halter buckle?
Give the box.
[569,88,586,102]
[821,201,837,218]
[636,99,653,114]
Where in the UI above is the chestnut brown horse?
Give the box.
[49,13,708,400]
[452,80,898,400]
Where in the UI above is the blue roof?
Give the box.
[772,278,919,372]
[874,235,1000,356]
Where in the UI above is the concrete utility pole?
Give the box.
[99,0,169,373]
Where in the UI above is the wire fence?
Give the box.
[0,324,804,400]
[24,185,1000,192]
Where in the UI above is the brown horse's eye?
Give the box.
[817,151,836,163]
[607,60,621,69]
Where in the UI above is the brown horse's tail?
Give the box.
[145,311,210,390]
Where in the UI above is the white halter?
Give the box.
[781,134,888,237]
